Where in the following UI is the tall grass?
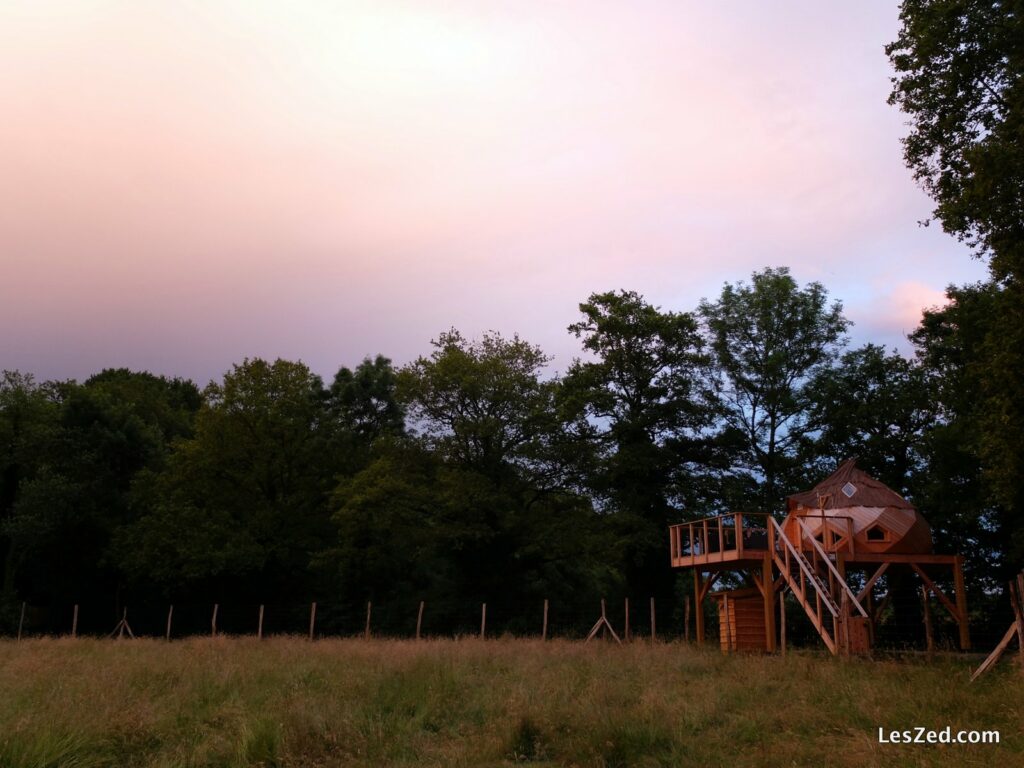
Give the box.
[0,637,1020,767]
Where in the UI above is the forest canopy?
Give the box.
[2,266,1017,635]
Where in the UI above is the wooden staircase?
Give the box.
[769,517,868,655]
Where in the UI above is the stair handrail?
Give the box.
[768,517,838,618]
[794,517,869,619]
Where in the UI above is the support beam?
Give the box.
[694,571,705,645]
[910,564,961,622]
[856,563,889,605]
[762,554,776,653]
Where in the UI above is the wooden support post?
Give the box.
[840,592,850,657]
[309,602,317,641]
[649,597,656,643]
[921,586,934,657]
[211,604,218,637]
[624,597,631,642]
[779,591,787,656]
[762,554,776,652]
[257,604,264,639]
[684,596,691,642]
[542,599,548,641]
[953,555,971,650]
[416,601,424,640]
[480,603,487,639]
[866,588,875,646]
[17,602,25,641]
[364,601,372,640]
[694,571,705,645]
[166,605,174,642]
[72,604,78,638]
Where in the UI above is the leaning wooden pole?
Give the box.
[542,599,549,641]
[364,601,372,640]
[971,571,1024,681]
[71,604,78,638]
[17,602,25,642]
[211,604,218,637]
[416,601,425,640]
[165,605,174,642]
[649,597,656,643]
[257,604,264,640]
[480,603,487,639]
[309,602,317,641]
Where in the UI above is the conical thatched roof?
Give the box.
[787,458,914,512]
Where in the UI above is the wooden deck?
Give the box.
[669,512,971,654]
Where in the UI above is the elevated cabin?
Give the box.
[669,460,970,655]
[784,459,933,555]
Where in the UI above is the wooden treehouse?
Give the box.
[669,459,970,655]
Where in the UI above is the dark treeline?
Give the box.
[2,266,1021,638]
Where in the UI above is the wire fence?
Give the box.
[3,591,1017,655]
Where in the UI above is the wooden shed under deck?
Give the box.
[712,587,767,652]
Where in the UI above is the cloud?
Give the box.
[0,2,989,381]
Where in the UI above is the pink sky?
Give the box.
[0,1,988,383]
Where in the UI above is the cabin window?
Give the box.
[842,482,857,498]
[865,525,889,542]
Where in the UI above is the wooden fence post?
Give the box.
[624,597,631,642]
[211,604,218,637]
[684,596,690,642]
[72,604,78,638]
[166,605,174,642]
[364,601,372,640]
[649,597,656,643]
[309,602,317,641]
[480,603,487,639]
[416,601,425,640]
[17,602,25,641]
[542,599,548,641]
[257,604,264,639]
[921,587,934,657]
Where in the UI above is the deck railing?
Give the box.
[669,511,857,563]
[668,513,772,563]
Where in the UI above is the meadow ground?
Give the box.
[0,637,1020,768]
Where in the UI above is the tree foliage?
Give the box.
[563,291,718,597]
[887,0,1024,281]
[699,267,850,512]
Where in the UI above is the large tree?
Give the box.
[699,267,850,513]
[889,1,1024,564]
[887,0,1023,282]
[327,331,613,631]
[563,290,718,598]
[808,344,930,492]
[116,359,334,599]
[911,284,1008,584]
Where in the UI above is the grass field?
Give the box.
[0,637,1020,767]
